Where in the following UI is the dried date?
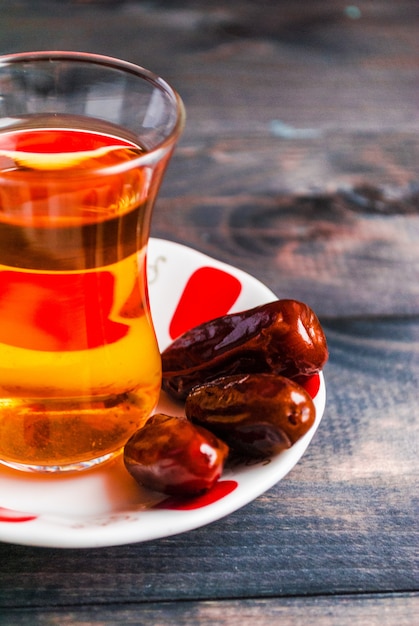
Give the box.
[124,413,229,496]
[162,299,328,400]
[185,373,316,458]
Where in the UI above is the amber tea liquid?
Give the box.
[0,117,162,470]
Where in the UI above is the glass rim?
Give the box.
[0,50,186,177]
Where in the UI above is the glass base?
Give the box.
[0,448,121,473]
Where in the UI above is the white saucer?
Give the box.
[0,238,326,548]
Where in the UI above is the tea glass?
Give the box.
[0,51,184,472]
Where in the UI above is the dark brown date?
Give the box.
[162,299,328,400]
[185,373,316,458]
[123,413,229,496]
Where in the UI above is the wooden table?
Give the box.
[0,1,418,623]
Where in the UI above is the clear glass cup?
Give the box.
[0,51,185,472]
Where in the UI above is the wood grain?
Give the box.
[0,0,418,623]
[1,594,418,626]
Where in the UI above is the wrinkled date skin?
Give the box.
[185,373,316,458]
[162,299,328,400]
[123,413,229,496]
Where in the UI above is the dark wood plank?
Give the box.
[153,174,419,318]
[1,593,418,626]
[1,1,418,136]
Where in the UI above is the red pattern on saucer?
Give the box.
[169,266,242,339]
[0,507,37,523]
[154,480,239,510]
[301,373,321,399]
